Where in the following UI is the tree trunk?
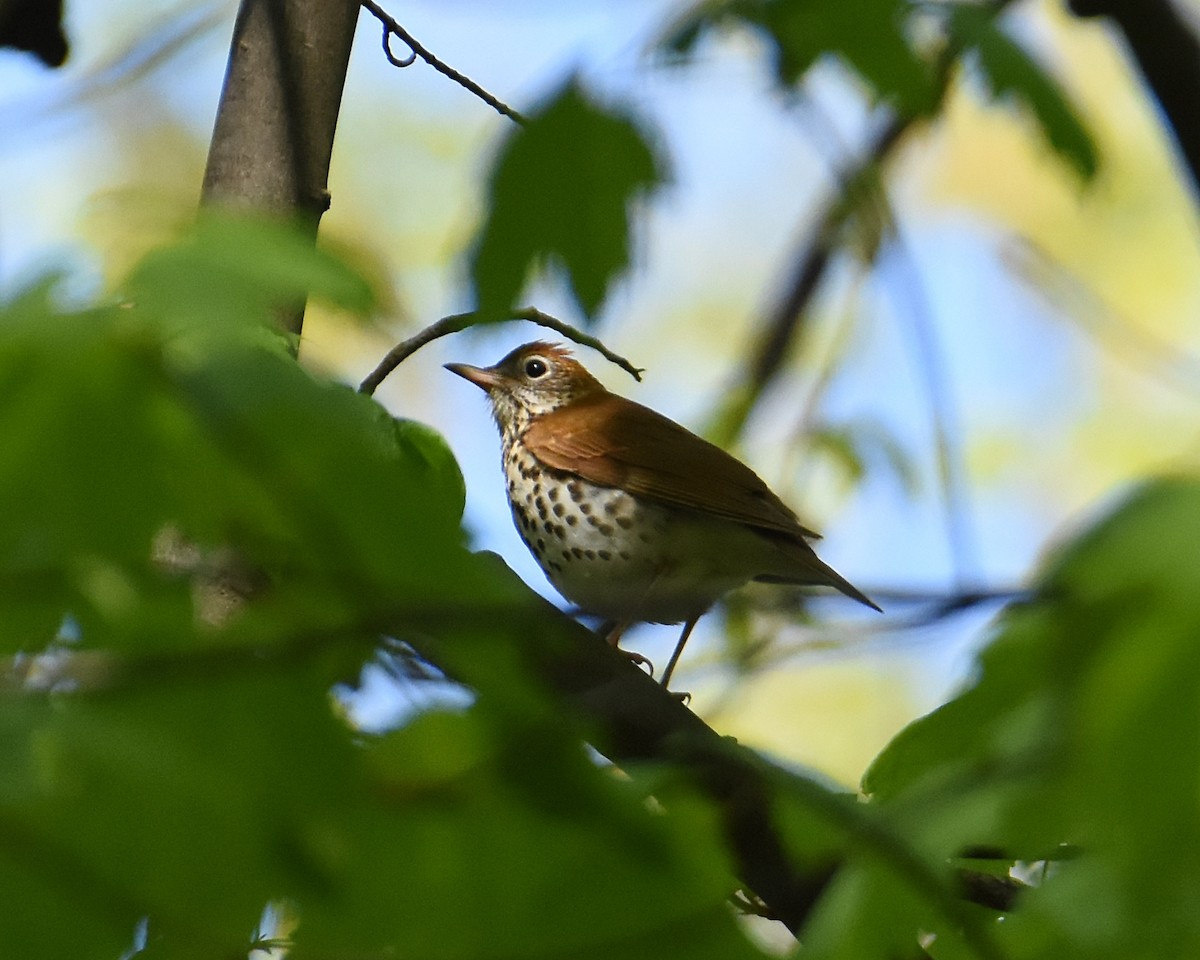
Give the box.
[1069,0,1200,196]
[201,0,360,338]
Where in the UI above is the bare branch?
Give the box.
[674,586,1026,692]
[358,307,644,395]
[359,0,526,125]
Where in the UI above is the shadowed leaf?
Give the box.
[662,0,936,115]
[947,6,1099,181]
[469,78,667,322]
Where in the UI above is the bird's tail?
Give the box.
[754,538,881,612]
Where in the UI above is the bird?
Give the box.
[446,341,880,687]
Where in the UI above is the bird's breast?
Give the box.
[500,441,763,623]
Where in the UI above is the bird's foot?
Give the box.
[620,648,655,676]
[597,619,653,674]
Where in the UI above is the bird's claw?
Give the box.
[621,649,655,676]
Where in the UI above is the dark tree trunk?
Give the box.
[201,0,360,337]
[1069,0,1200,196]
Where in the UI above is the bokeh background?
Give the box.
[3,0,1198,785]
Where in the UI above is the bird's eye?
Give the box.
[524,358,548,378]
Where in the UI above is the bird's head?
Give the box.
[446,341,605,435]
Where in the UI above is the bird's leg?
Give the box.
[660,616,699,690]
[601,618,653,675]
[602,618,629,647]
[598,568,675,675]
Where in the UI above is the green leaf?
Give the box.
[946,6,1099,181]
[165,345,469,594]
[390,416,467,523]
[0,661,361,960]
[126,213,378,333]
[861,477,1200,958]
[294,704,769,960]
[0,305,179,577]
[663,0,936,116]
[801,861,944,960]
[0,220,472,657]
[0,227,776,960]
[469,77,667,321]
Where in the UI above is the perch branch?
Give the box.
[1,562,1016,945]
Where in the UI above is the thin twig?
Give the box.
[359,0,526,125]
[513,307,645,380]
[682,586,1027,691]
[358,308,644,395]
[1005,238,1200,399]
[758,587,1030,655]
[853,585,1029,610]
[705,112,908,447]
[885,230,981,587]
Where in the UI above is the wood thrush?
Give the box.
[447,341,880,686]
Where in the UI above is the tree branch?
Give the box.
[2,560,1016,945]
[359,0,525,125]
[706,0,1018,447]
[400,562,996,943]
[358,307,644,395]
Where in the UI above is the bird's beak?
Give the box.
[444,362,503,392]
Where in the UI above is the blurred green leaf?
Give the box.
[862,477,1200,958]
[126,213,378,333]
[803,420,919,500]
[802,861,946,960]
[295,706,769,960]
[663,0,936,115]
[946,6,1099,181]
[0,221,777,960]
[0,304,179,577]
[761,758,997,960]
[0,661,360,960]
[808,425,868,486]
[391,416,467,523]
[166,344,468,593]
[0,219,469,656]
[469,77,667,321]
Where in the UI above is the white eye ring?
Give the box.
[523,357,549,378]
